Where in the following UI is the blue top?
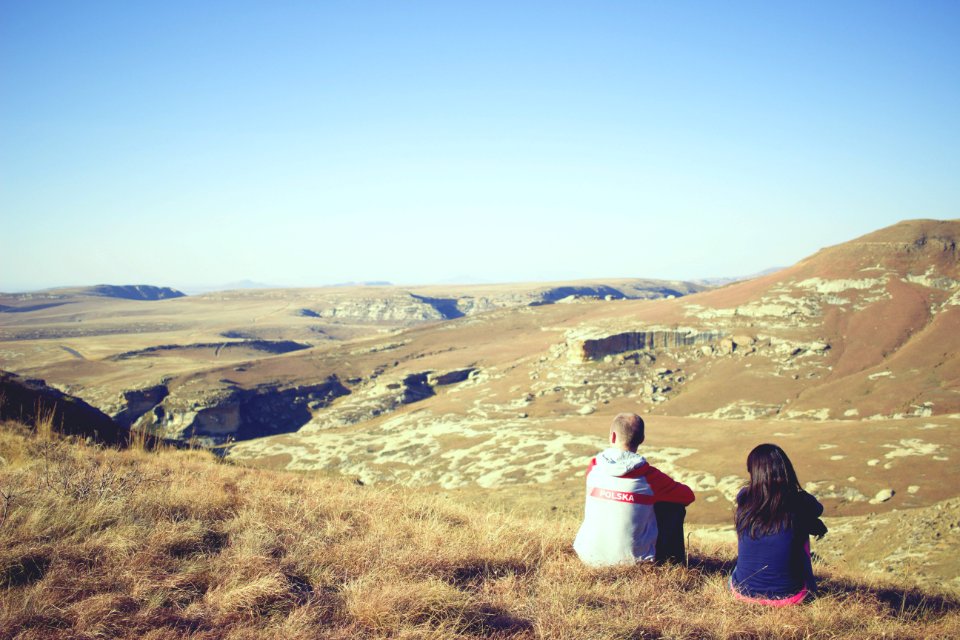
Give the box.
[731,490,825,598]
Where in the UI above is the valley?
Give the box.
[2,219,958,594]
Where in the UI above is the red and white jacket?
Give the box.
[573,448,695,566]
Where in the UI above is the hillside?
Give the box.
[5,221,956,438]
[219,220,960,523]
[1,219,959,591]
[2,423,958,640]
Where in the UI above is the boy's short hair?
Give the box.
[612,413,645,450]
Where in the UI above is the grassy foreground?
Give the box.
[1,422,958,640]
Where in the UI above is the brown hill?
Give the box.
[1,219,959,590]
[558,218,960,421]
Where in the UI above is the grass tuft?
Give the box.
[33,402,56,442]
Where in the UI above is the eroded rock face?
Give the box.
[429,368,476,386]
[291,281,708,326]
[292,367,482,433]
[0,370,127,445]
[539,285,627,303]
[410,295,465,319]
[322,297,448,322]
[400,373,434,404]
[114,384,169,427]
[140,377,351,444]
[137,365,476,445]
[569,328,726,362]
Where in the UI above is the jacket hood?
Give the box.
[593,448,648,476]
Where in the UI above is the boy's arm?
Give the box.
[645,466,695,505]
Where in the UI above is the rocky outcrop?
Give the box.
[0,370,128,445]
[532,284,701,306]
[451,297,505,315]
[82,285,185,300]
[570,328,726,362]
[539,285,627,303]
[114,384,170,428]
[142,376,351,444]
[292,280,709,326]
[429,368,476,386]
[400,373,435,404]
[294,367,481,433]
[310,297,448,323]
[410,295,466,319]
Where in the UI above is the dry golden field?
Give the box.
[2,421,958,640]
[3,219,960,624]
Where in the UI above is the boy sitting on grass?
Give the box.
[573,413,695,566]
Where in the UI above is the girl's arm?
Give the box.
[797,490,827,538]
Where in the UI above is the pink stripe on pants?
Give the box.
[729,576,808,606]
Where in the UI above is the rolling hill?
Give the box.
[1,219,958,592]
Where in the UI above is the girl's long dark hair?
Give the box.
[735,443,802,539]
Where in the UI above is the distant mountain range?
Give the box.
[1,284,185,302]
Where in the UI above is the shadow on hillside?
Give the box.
[685,553,960,621]
[442,560,536,634]
[466,605,535,635]
[685,553,735,576]
[818,576,960,621]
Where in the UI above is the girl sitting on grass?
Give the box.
[730,443,827,606]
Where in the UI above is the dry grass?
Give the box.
[129,426,153,453]
[32,403,56,442]
[0,422,957,640]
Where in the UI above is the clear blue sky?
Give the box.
[2,1,958,291]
